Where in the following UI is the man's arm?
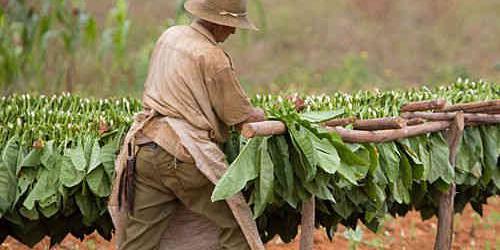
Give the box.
[234,107,265,131]
[207,67,265,126]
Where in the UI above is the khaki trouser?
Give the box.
[120,144,250,250]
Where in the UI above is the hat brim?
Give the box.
[184,0,258,31]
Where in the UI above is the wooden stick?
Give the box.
[401,99,447,112]
[299,197,315,250]
[464,105,500,114]
[401,112,500,124]
[323,117,356,127]
[353,117,407,130]
[241,121,287,138]
[483,110,500,115]
[407,117,426,126]
[327,121,451,143]
[442,100,500,112]
[434,112,464,250]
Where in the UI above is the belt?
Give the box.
[137,141,158,149]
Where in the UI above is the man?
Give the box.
[109,0,266,249]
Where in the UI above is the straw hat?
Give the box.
[184,0,258,31]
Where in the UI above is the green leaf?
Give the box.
[377,142,400,183]
[398,139,423,165]
[268,136,297,208]
[75,190,98,226]
[15,168,37,205]
[39,202,59,218]
[87,139,101,174]
[428,133,454,184]
[365,182,385,207]
[41,141,58,169]
[19,149,42,171]
[68,144,87,172]
[365,144,379,175]
[0,162,16,217]
[300,109,344,123]
[456,128,482,178]
[479,126,496,185]
[212,137,264,201]
[2,137,19,170]
[100,140,118,180]
[312,137,341,174]
[332,190,353,219]
[410,136,431,180]
[253,140,274,218]
[0,138,19,216]
[86,166,111,197]
[22,167,58,210]
[332,140,369,167]
[288,124,317,181]
[19,206,39,220]
[60,155,85,187]
[303,173,335,202]
[399,153,413,190]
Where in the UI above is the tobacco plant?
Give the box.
[0,79,498,245]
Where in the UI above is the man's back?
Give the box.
[142,22,252,143]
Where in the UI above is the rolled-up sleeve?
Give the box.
[207,67,254,126]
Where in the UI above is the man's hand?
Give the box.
[245,108,266,123]
[236,108,265,131]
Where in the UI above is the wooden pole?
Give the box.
[400,99,447,112]
[353,117,407,130]
[434,112,464,250]
[442,100,500,112]
[407,117,426,126]
[241,121,287,138]
[323,117,356,127]
[465,105,500,114]
[299,197,315,250]
[327,121,451,143]
[401,112,500,124]
[242,120,453,142]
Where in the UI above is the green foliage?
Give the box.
[0,0,134,95]
[218,79,500,241]
[0,93,138,246]
[0,79,498,245]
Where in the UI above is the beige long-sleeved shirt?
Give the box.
[139,21,254,162]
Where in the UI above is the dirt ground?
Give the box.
[2,197,499,250]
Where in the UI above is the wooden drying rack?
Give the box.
[241,99,500,250]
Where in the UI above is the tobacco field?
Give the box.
[0,79,498,247]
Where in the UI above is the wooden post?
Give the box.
[434,112,464,250]
[299,196,315,250]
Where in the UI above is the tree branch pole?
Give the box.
[401,112,500,124]
[242,120,452,142]
[442,100,500,112]
[434,112,464,250]
[241,121,287,138]
[299,197,315,250]
[323,117,356,127]
[353,117,407,130]
[327,121,451,143]
[400,99,447,112]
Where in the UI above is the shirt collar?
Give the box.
[190,21,217,45]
